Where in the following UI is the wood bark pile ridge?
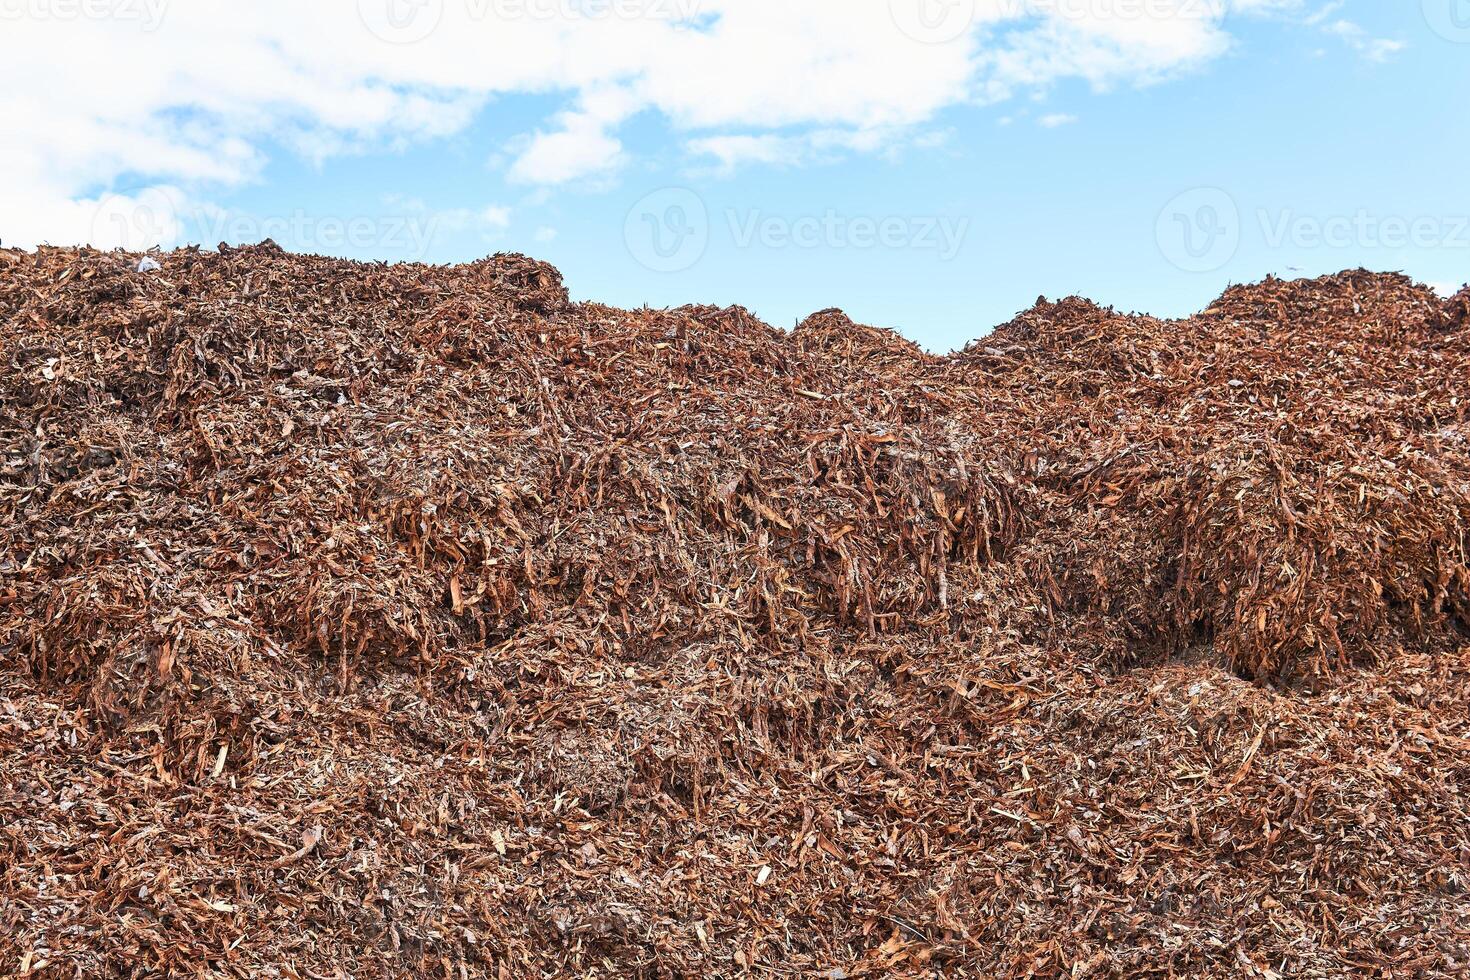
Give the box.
[2,244,1468,977]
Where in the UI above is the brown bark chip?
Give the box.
[1,249,1468,977]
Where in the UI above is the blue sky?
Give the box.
[4,0,1468,350]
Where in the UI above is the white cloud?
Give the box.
[1301,2,1345,26]
[686,127,917,174]
[507,110,626,185]
[1291,4,1404,62]
[0,0,1305,248]
[534,226,558,243]
[1323,19,1404,62]
[687,134,801,171]
[1038,113,1078,127]
[378,195,511,233]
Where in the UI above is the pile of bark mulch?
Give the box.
[2,243,1468,978]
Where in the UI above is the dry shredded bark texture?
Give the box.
[1,245,1468,978]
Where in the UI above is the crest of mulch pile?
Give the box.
[2,245,1468,978]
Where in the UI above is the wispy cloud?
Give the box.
[1323,19,1406,62]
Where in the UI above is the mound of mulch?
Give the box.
[1,247,1467,978]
